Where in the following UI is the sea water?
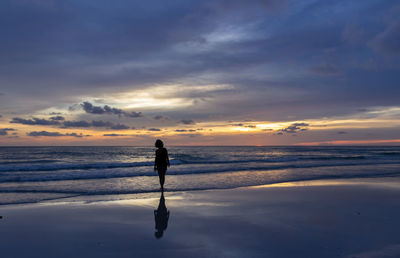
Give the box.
[0,146,399,205]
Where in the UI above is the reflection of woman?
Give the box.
[154,139,170,190]
[154,192,170,239]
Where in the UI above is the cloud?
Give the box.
[10,117,60,125]
[369,20,400,54]
[124,111,143,118]
[148,128,161,131]
[177,133,201,138]
[278,123,309,134]
[90,120,113,127]
[27,131,89,137]
[81,102,142,118]
[153,115,169,121]
[49,116,65,121]
[64,133,87,138]
[0,128,16,136]
[1,0,400,140]
[337,131,347,134]
[175,129,196,132]
[62,120,130,130]
[103,134,128,137]
[62,120,91,128]
[27,131,64,137]
[292,123,309,127]
[110,124,130,130]
[82,102,109,115]
[179,119,196,125]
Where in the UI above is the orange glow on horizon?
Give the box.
[296,139,400,146]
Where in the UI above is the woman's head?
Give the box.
[155,139,164,148]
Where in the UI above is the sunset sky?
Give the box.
[0,0,399,146]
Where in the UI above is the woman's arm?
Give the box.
[166,149,170,167]
[154,150,157,171]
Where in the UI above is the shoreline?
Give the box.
[1,177,400,257]
[1,176,400,208]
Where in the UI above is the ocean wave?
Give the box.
[1,160,399,183]
[0,160,59,165]
[0,154,395,173]
[1,169,400,206]
[0,160,157,172]
[381,152,400,156]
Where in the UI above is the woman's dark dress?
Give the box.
[155,147,169,173]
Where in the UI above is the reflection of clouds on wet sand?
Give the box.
[0,179,400,257]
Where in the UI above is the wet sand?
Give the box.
[1,178,400,258]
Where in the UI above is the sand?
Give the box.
[1,177,400,258]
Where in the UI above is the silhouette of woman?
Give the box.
[154,139,170,190]
[154,191,169,239]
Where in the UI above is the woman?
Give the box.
[154,139,170,190]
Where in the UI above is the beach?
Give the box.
[2,0,399,256]
[1,177,400,258]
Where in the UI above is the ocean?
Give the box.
[0,146,399,205]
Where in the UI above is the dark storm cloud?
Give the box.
[179,119,196,125]
[27,131,88,137]
[10,117,60,126]
[0,0,399,124]
[81,102,142,118]
[0,128,16,136]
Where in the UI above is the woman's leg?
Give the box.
[158,169,166,189]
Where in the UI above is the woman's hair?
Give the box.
[155,139,164,148]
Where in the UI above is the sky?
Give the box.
[0,0,399,146]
